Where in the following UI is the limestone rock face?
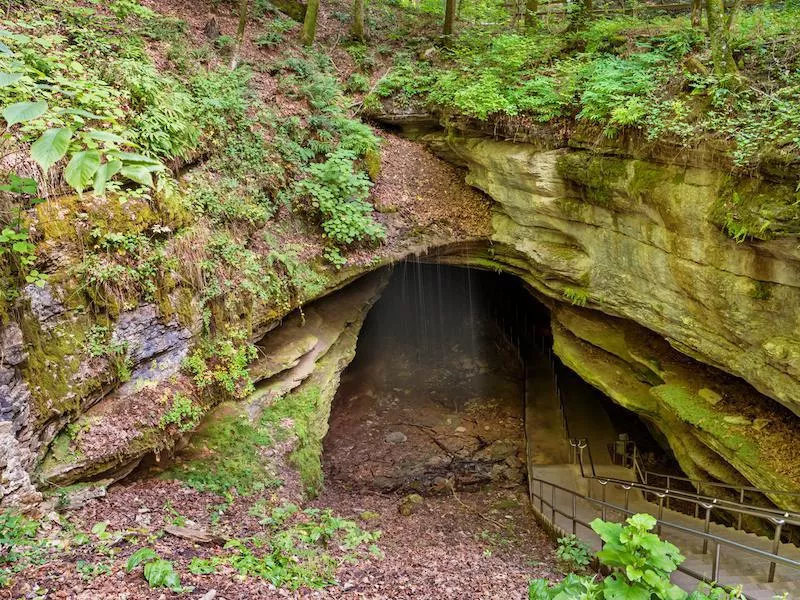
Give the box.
[428,135,800,419]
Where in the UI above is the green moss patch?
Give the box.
[161,406,279,497]
[710,176,800,241]
[261,386,324,497]
[652,384,759,464]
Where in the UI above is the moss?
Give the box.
[749,280,772,301]
[629,160,673,200]
[261,385,324,496]
[652,384,759,463]
[45,429,83,465]
[362,148,382,182]
[19,311,104,427]
[34,194,161,247]
[174,286,196,328]
[556,152,630,206]
[709,176,800,241]
[161,406,280,496]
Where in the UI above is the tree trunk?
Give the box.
[443,0,456,37]
[524,0,538,26]
[230,0,249,70]
[351,0,365,42]
[705,0,736,75]
[691,0,702,27]
[301,0,320,46]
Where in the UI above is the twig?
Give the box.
[450,485,513,532]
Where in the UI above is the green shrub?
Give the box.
[183,331,258,399]
[159,392,202,432]
[294,150,385,248]
[0,511,41,587]
[529,514,744,600]
[125,548,182,592]
[555,534,591,573]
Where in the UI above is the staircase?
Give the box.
[527,448,800,599]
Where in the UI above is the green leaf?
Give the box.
[57,107,113,121]
[64,150,101,193]
[84,130,129,145]
[0,72,23,87]
[91,521,108,536]
[627,513,656,531]
[3,101,47,126]
[115,151,161,166]
[93,159,122,195]
[120,164,154,187]
[30,128,73,171]
[143,559,180,589]
[602,575,651,600]
[12,240,34,254]
[0,174,37,195]
[125,547,158,573]
[0,41,12,56]
[590,518,623,543]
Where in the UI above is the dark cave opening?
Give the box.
[323,261,674,495]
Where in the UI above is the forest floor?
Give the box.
[8,319,559,599]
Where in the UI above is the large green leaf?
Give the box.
[590,518,623,543]
[120,164,159,187]
[143,558,181,590]
[3,101,47,126]
[64,150,100,193]
[93,159,122,195]
[30,128,73,171]
[115,151,161,166]
[0,72,23,87]
[125,547,158,573]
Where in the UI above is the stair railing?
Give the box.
[572,437,800,583]
[610,438,800,518]
[528,472,800,595]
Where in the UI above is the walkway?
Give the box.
[530,464,800,599]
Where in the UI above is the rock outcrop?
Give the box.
[421,132,800,503]
[4,119,800,511]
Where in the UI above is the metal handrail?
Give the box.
[573,437,800,524]
[529,473,800,594]
[611,439,800,500]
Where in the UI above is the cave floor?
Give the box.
[312,317,559,598]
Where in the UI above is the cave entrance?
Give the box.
[322,262,668,496]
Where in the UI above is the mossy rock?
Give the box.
[652,384,759,463]
[710,176,800,241]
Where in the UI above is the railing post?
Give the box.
[657,493,665,536]
[702,503,714,554]
[737,488,745,531]
[666,476,671,511]
[694,482,700,519]
[601,481,607,521]
[768,519,785,583]
[711,542,721,581]
[551,484,556,524]
[571,494,577,535]
[624,486,631,512]
[540,479,544,513]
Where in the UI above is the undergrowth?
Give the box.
[368,7,800,167]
